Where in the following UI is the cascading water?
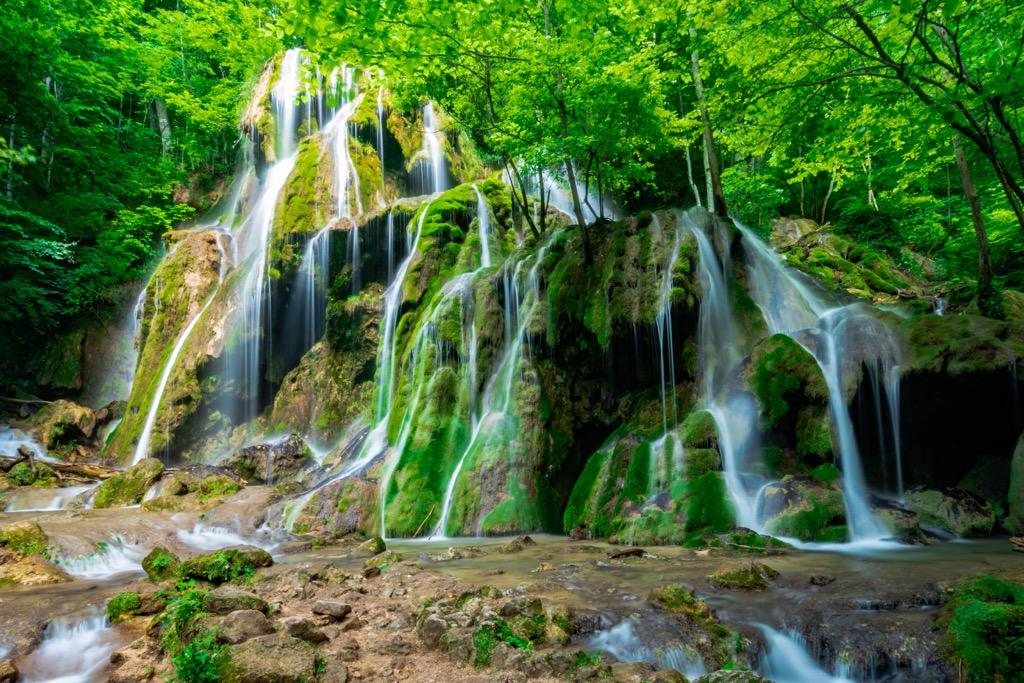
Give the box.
[132,232,230,465]
[473,184,493,269]
[589,619,707,679]
[17,613,124,683]
[56,536,146,580]
[756,625,855,683]
[420,102,447,194]
[738,224,896,541]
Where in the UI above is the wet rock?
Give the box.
[904,486,995,537]
[709,562,779,591]
[497,535,536,554]
[93,458,164,508]
[353,536,386,557]
[282,616,328,643]
[0,659,15,683]
[0,520,47,556]
[418,614,447,650]
[761,473,848,542]
[693,672,770,682]
[203,586,270,615]
[0,555,69,586]
[217,609,275,644]
[179,544,273,583]
[142,465,244,512]
[534,562,555,572]
[142,546,180,582]
[870,496,923,542]
[364,550,404,568]
[219,434,315,484]
[958,454,1012,519]
[608,547,645,560]
[28,399,98,448]
[810,575,835,586]
[222,634,318,683]
[500,596,544,618]
[312,600,352,620]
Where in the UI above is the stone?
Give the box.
[500,596,544,618]
[362,566,381,579]
[0,555,69,586]
[693,672,770,682]
[497,535,536,554]
[334,635,360,662]
[339,617,365,632]
[650,671,690,683]
[610,662,658,682]
[363,550,403,568]
[905,486,995,537]
[709,562,779,591]
[418,614,447,650]
[141,546,180,582]
[93,458,164,508]
[0,659,16,683]
[202,586,270,615]
[219,434,315,485]
[870,496,922,541]
[217,610,275,645]
[312,600,352,620]
[223,635,318,683]
[0,520,47,556]
[1009,431,1024,534]
[282,616,328,643]
[28,399,98,448]
[353,536,386,558]
[761,475,848,543]
[178,544,273,584]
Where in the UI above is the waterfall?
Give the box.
[686,212,763,530]
[756,625,855,683]
[376,84,386,191]
[473,184,492,268]
[132,232,230,465]
[421,102,447,194]
[884,364,905,498]
[738,224,894,541]
[273,49,301,158]
[17,613,123,683]
[588,619,707,680]
[434,230,564,538]
[654,211,685,432]
[56,536,146,580]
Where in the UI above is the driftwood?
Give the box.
[1011,537,1024,554]
[0,396,52,405]
[0,454,120,480]
[608,547,645,559]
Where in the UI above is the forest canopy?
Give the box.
[2,0,1023,388]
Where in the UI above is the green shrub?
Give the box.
[171,632,224,683]
[107,592,142,623]
[945,576,1024,682]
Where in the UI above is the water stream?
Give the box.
[17,613,124,683]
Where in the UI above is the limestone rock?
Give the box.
[418,614,447,650]
[141,546,180,582]
[28,399,98,448]
[312,601,352,620]
[93,458,164,508]
[217,610,275,645]
[497,535,536,554]
[905,486,995,537]
[222,635,318,683]
[219,434,314,484]
[761,473,847,543]
[179,544,273,584]
[709,562,779,591]
[353,536,386,557]
[281,616,328,643]
[0,520,47,556]
[203,586,270,615]
[693,672,770,683]
[0,555,69,586]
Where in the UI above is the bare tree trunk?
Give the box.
[685,144,702,208]
[820,168,837,224]
[691,46,727,218]
[151,97,173,156]
[953,134,994,309]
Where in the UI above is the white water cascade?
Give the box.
[738,224,896,541]
[132,232,230,465]
[473,184,492,268]
[18,614,123,683]
[589,619,707,680]
[756,625,855,683]
[420,102,447,194]
[56,536,146,580]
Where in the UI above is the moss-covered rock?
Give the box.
[92,457,164,508]
[28,399,99,449]
[177,545,273,584]
[219,434,314,485]
[762,475,848,542]
[0,520,48,557]
[901,314,1024,377]
[106,592,143,622]
[904,487,995,538]
[708,561,779,591]
[222,634,319,683]
[142,546,181,582]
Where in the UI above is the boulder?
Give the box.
[312,601,352,620]
[0,659,17,683]
[0,521,47,556]
[497,535,536,554]
[142,465,243,512]
[92,458,164,508]
[142,546,180,582]
[709,562,779,591]
[28,399,98,448]
[217,610,275,645]
[870,496,922,541]
[363,550,403,568]
[352,536,386,558]
[904,486,995,537]
[281,616,327,643]
[0,555,69,586]
[1009,432,1024,534]
[178,545,273,584]
[958,455,1012,519]
[222,635,318,683]
[219,434,314,484]
[761,473,848,542]
[418,614,447,650]
[693,673,770,683]
[202,586,270,615]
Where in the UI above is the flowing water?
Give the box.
[56,536,146,580]
[4,485,97,512]
[17,613,124,683]
[756,625,855,683]
[420,102,447,194]
[473,184,492,268]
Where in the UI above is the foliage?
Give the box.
[171,632,224,683]
[472,618,532,668]
[107,592,143,623]
[944,576,1024,682]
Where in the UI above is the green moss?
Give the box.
[683,472,736,534]
[809,463,840,483]
[472,618,532,668]
[107,592,143,623]
[681,410,719,448]
[765,480,848,542]
[708,562,778,591]
[795,406,833,460]
[177,546,272,584]
[0,521,48,556]
[748,334,828,427]
[943,575,1024,682]
[93,458,164,508]
[650,583,700,611]
[143,546,181,582]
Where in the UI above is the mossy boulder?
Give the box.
[363,550,403,568]
[901,314,1024,376]
[355,536,386,557]
[762,475,848,542]
[106,592,142,622]
[0,520,48,556]
[681,410,719,449]
[177,545,273,584]
[957,455,1012,520]
[904,487,995,538]
[92,458,164,508]
[203,585,270,615]
[142,465,243,512]
[219,434,314,485]
[142,546,180,582]
[708,561,779,591]
[871,497,922,541]
[4,461,57,487]
[222,634,319,683]
[28,399,99,449]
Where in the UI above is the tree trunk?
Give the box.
[685,144,702,208]
[151,97,173,157]
[820,168,837,224]
[690,45,727,218]
[953,134,994,309]
[564,158,592,265]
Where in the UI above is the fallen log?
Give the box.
[0,454,121,480]
[608,547,645,560]
[1011,537,1024,554]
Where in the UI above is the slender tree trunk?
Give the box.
[564,157,592,264]
[820,168,837,224]
[685,144,702,208]
[503,155,539,240]
[702,137,713,209]
[538,168,547,234]
[953,134,994,308]
[151,97,173,156]
[690,39,727,218]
